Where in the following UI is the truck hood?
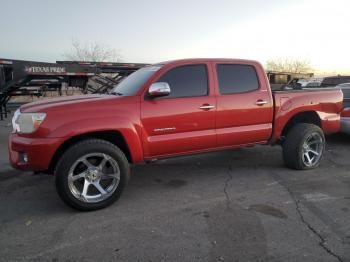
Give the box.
[20,94,110,113]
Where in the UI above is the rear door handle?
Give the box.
[255,100,268,106]
[199,104,215,110]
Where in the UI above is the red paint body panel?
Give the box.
[140,61,217,157]
[341,107,350,117]
[273,89,343,139]
[8,135,62,170]
[8,58,343,172]
[212,61,274,146]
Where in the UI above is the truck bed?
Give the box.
[271,88,343,140]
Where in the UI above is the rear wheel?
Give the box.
[282,123,325,170]
[55,139,130,211]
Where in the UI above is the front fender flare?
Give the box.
[48,116,144,163]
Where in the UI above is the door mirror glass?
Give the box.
[148,82,171,97]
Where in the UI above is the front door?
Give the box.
[141,63,216,158]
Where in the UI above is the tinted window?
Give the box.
[217,64,259,94]
[156,64,208,98]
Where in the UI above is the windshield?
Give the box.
[110,65,162,96]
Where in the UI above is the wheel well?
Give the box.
[48,130,132,173]
[281,111,321,138]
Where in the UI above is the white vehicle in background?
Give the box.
[303,81,322,88]
[283,78,322,90]
[337,83,350,134]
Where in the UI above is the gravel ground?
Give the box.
[0,113,349,262]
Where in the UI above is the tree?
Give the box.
[265,58,312,73]
[64,39,121,62]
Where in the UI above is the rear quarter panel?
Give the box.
[273,89,343,139]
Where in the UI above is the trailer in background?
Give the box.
[0,58,148,119]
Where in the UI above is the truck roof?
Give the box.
[157,58,261,65]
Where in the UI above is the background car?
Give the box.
[336,83,350,134]
[321,75,350,87]
[304,81,321,88]
[283,78,322,90]
[336,82,350,106]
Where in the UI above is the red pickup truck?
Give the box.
[9,59,343,210]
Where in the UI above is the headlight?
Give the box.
[12,109,46,134]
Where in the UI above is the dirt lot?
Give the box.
[0,112,349,262]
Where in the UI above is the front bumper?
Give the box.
[8,134,63,171]
[340,117,350,135]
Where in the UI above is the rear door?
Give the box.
[141,63,217,158]
[214,62,274,147]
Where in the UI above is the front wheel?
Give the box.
[282,123,325,170]
[55,139,130,211]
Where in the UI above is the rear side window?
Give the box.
[216,64,259,94]
[156,64,208,98]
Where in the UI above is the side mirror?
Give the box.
[148,82,171,97]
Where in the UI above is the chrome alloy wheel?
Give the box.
[68,153,120,203]
[301,133,324,167]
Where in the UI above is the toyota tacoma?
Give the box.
[8,59,343,210]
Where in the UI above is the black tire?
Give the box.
[55,139,130,211]
[282,123,325,170]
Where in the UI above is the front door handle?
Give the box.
[199,104,215,110]
[255,100,268,106]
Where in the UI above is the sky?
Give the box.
[0,0,349,73]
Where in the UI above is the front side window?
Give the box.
[216,64,259,95]
[156,64,208,98]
